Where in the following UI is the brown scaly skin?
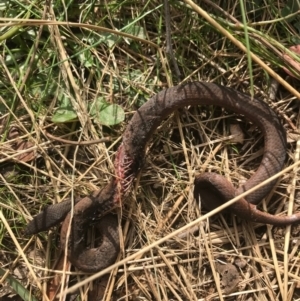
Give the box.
[59,181,120,273]
[26,82,300,273]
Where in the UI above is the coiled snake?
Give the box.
[25,82,300,273]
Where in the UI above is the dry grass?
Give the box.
[1,0,300,300]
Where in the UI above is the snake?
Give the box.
[25,82,300,273]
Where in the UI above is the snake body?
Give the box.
[25,82,300,273]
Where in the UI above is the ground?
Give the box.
[1,1,300,300]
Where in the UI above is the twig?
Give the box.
[45,131,111,145]
[164,0,182,81]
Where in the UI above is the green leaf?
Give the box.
[100,32,119,48]
[124,25,145,39]
[0,267,39,301]
[78,50,94,68]
[122,24,146,44]
[52,108,78,123]
[52,94,77,123]
[90,97,125,126]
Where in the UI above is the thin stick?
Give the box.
[164,0,181,80]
